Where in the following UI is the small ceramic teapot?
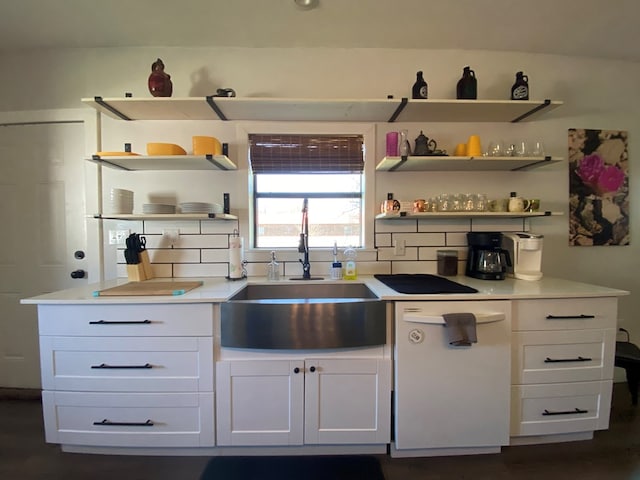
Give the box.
[414,131,438,156]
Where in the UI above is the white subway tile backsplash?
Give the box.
[375,233,392,247]
[419,246,467,261]
[174,235,229,249]
[470,218,526,231]
[149,249,201,263]
[377,247,419,261]
[418,218,470,232]
[446,232,469,247]
[150,263,173,278]
[174,263,228,278]
[392,261,436,275]
[375,219,417,233]
[112,213,534,280]
[201,249,232,262]
[394,232,445,246]
[202,221,240,234]
[143,220,201,235]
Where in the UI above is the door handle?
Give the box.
[70,269,86,279]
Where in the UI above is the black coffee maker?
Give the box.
[465,232,512,280]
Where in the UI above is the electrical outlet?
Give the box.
[394,239,406,256]
[108,229,129,245]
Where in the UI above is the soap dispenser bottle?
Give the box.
[267,251,280,281]
[343,247,357,280]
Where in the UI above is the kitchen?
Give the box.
[1,0,639,476]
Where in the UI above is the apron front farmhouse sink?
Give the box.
[221,283,386,349]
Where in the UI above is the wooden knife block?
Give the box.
[140,250,154,280]
[126,264,146,282]
[127,251,154,282]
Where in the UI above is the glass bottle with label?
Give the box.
[510,71,529,100]
[412,71,428,99]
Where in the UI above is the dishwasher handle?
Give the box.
[403,312,505,325]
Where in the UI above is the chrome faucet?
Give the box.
[298,198,311,279]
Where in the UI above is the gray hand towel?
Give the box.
[442,313,477,347]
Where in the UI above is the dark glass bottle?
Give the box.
[456,66,477,99]
[412,71,428,99]
[510,71,529,100]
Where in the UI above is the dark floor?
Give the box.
[1,383,639,480]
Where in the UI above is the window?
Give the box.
[249,134,364,249]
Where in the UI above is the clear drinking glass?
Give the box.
[475,193,488,212]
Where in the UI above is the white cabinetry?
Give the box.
[510,297,617,443]
[38,303,215,448]
[216,355,390,447]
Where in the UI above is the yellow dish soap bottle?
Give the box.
[343,247,357,280]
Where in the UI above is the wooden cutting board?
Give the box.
[94,281,203,297]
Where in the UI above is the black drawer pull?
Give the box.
[545,314,595,320]
[89,320,152,325]
[93,419,154,427]
[544,356,592,363]
[542,408,588,416]
[91,363,153,369]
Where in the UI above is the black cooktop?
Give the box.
[374,274,478,294]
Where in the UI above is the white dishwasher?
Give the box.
[392,300,511,457]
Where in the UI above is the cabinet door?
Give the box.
[304,358,391,445]
[216,360,304,446]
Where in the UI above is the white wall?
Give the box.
[1,46,637,336]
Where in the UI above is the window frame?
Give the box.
[235,122,376,252]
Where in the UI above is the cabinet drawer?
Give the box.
[510,381,612,437]
[42,391,214,447]
[512,298,617,331]
[38,304,213,336]
[512,329,615,384]
[40,336,213,392]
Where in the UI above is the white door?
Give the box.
[216,359,304,446]
[0,118,87,388]
[304,358,391,445]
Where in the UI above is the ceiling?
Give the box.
[2,0,639,63]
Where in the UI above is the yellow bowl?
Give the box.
[146,143,187,156]
[192,136,222,156]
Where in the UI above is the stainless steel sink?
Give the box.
[221,283,386,349]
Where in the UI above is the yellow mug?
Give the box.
[467,135,482,157]
[454,143,467,156]
[192,136,222,155]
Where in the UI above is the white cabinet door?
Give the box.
[216,360,304,446]
[304,358,390,445]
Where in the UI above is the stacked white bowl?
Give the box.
[109,188,134,214]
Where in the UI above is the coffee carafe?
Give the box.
[465,232,512,280]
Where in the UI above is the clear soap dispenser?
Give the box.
[267,251,280,281]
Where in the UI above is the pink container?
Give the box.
[386,132,399,157]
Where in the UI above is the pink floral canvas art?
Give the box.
[569,128,629,246]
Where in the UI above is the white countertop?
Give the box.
[21,275,628,305]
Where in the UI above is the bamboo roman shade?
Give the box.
[249,134,364,174]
